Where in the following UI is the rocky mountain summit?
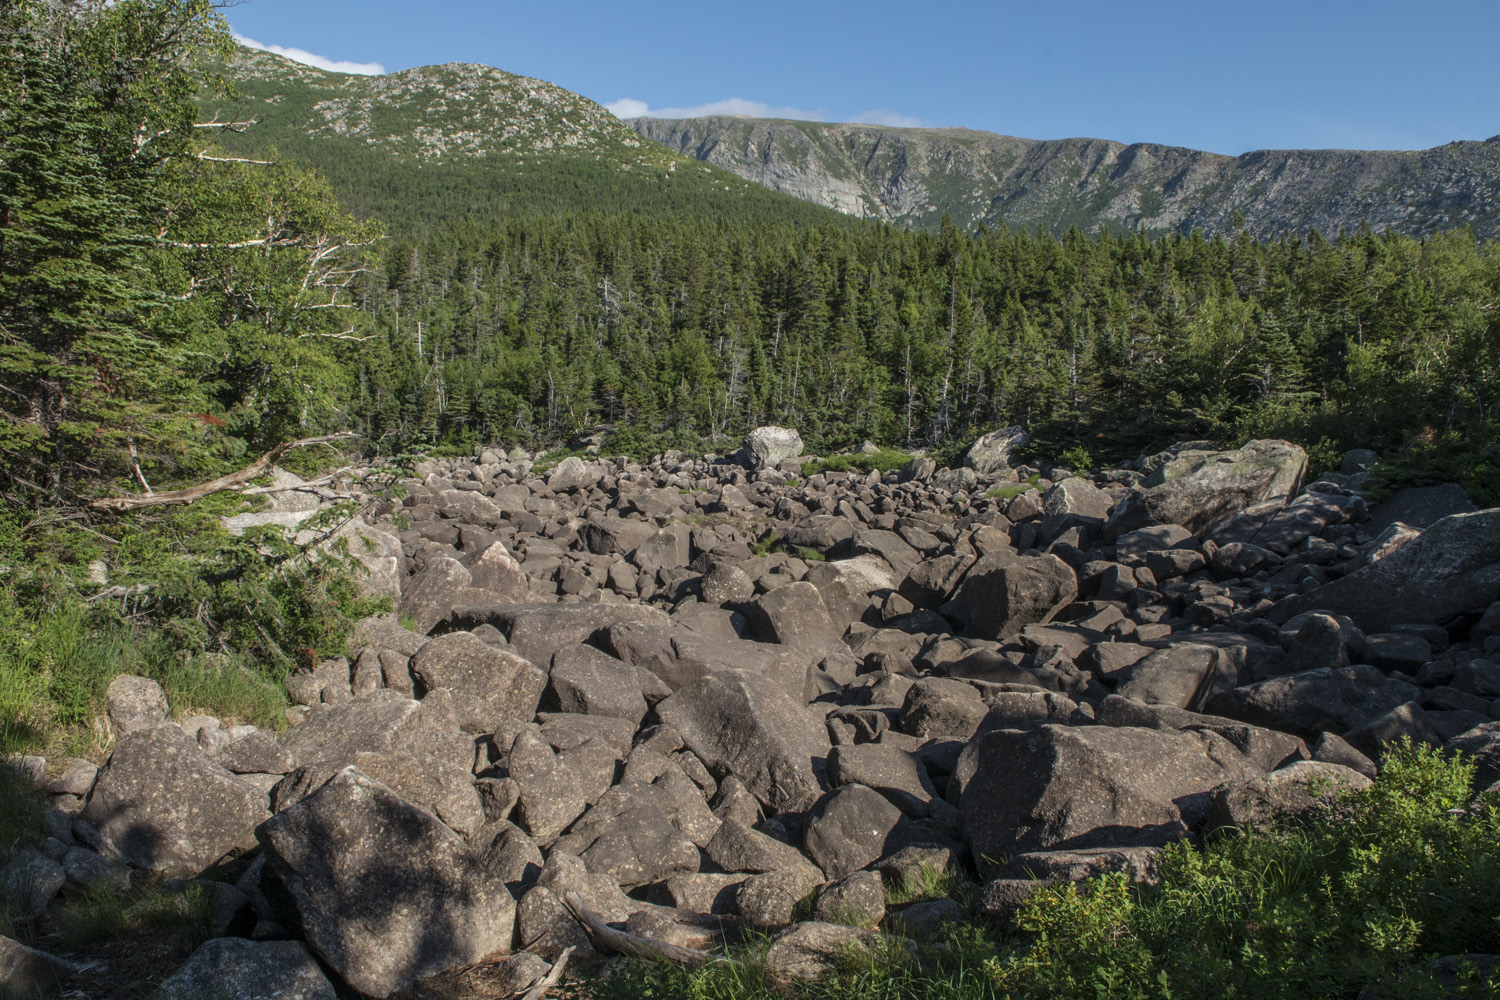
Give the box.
[7,430,1500,996]
[630,116,1500,238]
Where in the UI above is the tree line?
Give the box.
[346,214,1500,470]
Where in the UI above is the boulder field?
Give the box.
[7,432,1500,997]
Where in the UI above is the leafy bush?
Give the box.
[996,740,1500,999]
[1367,425,1500,506]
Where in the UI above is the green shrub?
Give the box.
[0,602,290,758]
[57,884,131,948]
[1367,425,1500,506]
[801,449,913,477]
[996,740,1500,999]
[0,760,45,864]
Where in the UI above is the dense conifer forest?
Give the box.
[351,215,1500,482]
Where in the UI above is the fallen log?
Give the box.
[562,891,730,969]
[519,945,574,1000]
[90,433,359,513]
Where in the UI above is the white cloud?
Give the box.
[232,32,385,76]
[607,97,827,121]
[850,109,924,128]
[607,96,925,129]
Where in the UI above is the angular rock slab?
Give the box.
[656,669,830,813]
[950,553,1077,641]
[258,768,515,998]
[956,724,1262,866]
[409,631,546,732]
[82,725,269,877]
[1203,665,1418,739]
[151,938,335,1000]
[1270,508,1500,631]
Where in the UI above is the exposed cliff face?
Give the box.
[629,116,1500,238]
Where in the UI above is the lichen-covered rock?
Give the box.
[963,426,1030,475]
[81,726,269,877]
[1105,439,1307,538]
[152,939,335,1000]
[743,426,804,470]
[258,768,515,998]
[105,675,169,734]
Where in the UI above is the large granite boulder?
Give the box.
[1203,666,1419,739]
[955,724,1262,866]
[81,725,269,877]
[408,631,546,731]
[443,603,671,667]
[1268,509,1500,631]
[963,426,1031,475]
[742,426,804,470]
[152,939,335,1000]
[1105,439,1308,539]
[948,553,1077,640]
[258,768,515,998]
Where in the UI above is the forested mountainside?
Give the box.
[200,48,850,230]
[630,116,1500,238]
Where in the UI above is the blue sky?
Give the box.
[226,0,1500,156]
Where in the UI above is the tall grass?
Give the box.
[0,602,289,759]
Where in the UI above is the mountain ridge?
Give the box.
[209,48,1500,238]
[628,115,1500,238]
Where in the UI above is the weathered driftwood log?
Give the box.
[519,945,575,1000]
[562,891,728,968]
[90,433,359,513]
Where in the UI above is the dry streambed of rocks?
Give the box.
[6,428,1500,998]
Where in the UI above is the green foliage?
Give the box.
[803,449,914,477]
[0,598,292,758]
[749,533,779,557]
[1058,445,1094,472]
[1367,424,1500,506]
[986,474,1041,501]
[0,1,384,505]
[996,740,1500,999]
[339,217,1500,502]
[0,759,45,864]
[884,862,975,909]
[55,881,216,951]
[57,883,131,948]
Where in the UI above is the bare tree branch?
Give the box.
[519,946,575,1000]
[90,433,360,513]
